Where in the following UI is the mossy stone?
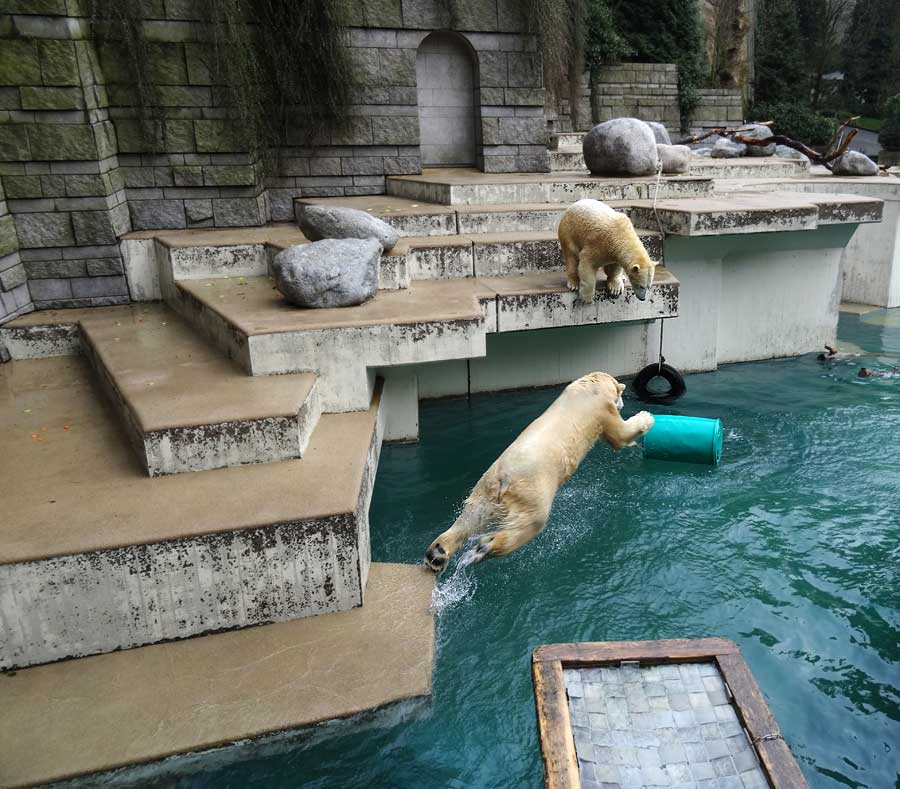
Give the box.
[0,215,19,258]
[0,126,31,161]
[20,87,85,111]
[0,41,40,87]
[3,175,42,199]
[28,124,98,161]
[38,40,80,87]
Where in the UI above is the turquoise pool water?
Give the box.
[174,311,898,788]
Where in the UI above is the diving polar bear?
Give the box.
[558,198,658,303]
[423,372,654,571]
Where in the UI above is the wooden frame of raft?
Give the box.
[532,637,808,789]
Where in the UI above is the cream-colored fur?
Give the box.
[423,372,654,571]
[558,198,658,303]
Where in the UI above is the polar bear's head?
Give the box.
[625,248,658,301]
[570,371,626,404]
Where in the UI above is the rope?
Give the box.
[657,318,665,374]
[651,159,665,240]
[752,733,784,745]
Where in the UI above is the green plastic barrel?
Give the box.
[643,414,723,465]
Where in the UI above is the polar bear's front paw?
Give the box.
[606,274,626,298]
[633,410,655,435]
[578,284,596,303]
[566,277,579,292]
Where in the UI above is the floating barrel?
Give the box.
[643,414,723,466]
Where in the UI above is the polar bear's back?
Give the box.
[558,199,630,249]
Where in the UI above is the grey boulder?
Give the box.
[273,238,381,309]
[657,144,691,174]
[646,121,672,145]
[582,118,659,176]
[711,138,747,158]
[831,150,879,176]
[296,203,399,252]
[774,144,809,161]
[742,123,776,156]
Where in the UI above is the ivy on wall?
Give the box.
[89,0,354,160]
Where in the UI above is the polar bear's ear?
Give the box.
[616,382,626,394]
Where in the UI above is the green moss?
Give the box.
[0,41,40,87]
[38,41,81,87]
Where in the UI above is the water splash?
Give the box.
[430,557,478,614]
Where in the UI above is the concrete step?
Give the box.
[0,356,385,669]
[549,132,586,150]
[0,562,434,787]
[167,271,680,411]
[79,304,321,476]
[396,229,664,280]
[385,168,713,205]
[549,147,812,178]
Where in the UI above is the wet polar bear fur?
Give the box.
[558,198,658,303]
[423,372,654,571]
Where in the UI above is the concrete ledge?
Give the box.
[0,357,385,668]
[385,168,713,205]
[0,562,434,788]
[79,305,321,476]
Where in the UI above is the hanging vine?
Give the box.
[89,0,355,160]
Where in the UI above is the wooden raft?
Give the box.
[532,638,808,789]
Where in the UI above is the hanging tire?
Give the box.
[632,362,686,403]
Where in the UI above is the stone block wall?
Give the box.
[591,63,681,133]
[0,0,548,313]
[690,88,744,131]
[546,70,591,134]
[0,178,30,328]
[266,2,549,219]
[0,2,131,310]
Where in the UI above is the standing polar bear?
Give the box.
[423,372,654,572]
[558,198,658,303]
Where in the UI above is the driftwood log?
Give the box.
[677,117,861,171]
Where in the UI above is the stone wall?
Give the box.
[690,88,743,131]
[591,63,681,133]
[0,3,131,311]
[0,1,548,313]
[0,178,30,329]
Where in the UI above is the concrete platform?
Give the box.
[0,561,434,788]
[170,270,679,412]
[386,167,713,205]
[723,175,900,307]
[79,304,320,476]
[0,356,384,667]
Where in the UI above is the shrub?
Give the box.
[879,94,900,151]
[749,101,838,145]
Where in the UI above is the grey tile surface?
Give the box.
[565,662,767,788]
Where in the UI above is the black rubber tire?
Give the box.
[632,362,687,403]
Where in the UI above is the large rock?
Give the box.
[742,123,776,157]
[657,144,691,174]
[831,150,879,176]
[296,204,399,252]
[774,144,809,161]
[711,138,747,158]
[582,118,659,176]
[646,122,672,145]
[272,238,381,309]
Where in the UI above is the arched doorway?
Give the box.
[416,32,478,167]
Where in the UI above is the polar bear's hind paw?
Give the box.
[424,543,449,572]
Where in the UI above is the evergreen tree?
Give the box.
[753,0,805,105]
[608,0,707,125]
[842,0,900,114]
